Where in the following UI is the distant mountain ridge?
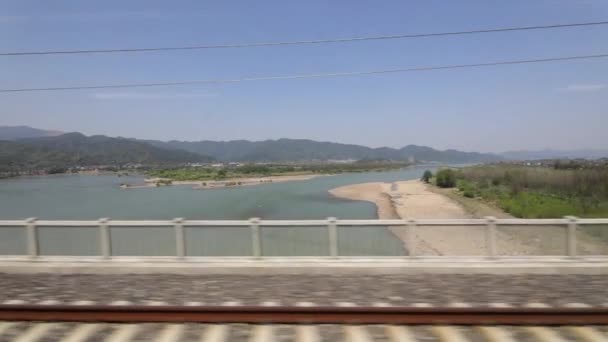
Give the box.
[0,140,76,172]
[0,126,503,173]
[18,132,212,165]
[0,131,212,173]
[6,125,606,165]
[0,125,62,140]
[146,138,501,163]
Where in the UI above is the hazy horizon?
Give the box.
[4,124,608,156]
[2,1,607,153]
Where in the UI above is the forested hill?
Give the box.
[0,126,502,173]
[0,141,75,172]
[0,133,212,172]
[147,138,502,163]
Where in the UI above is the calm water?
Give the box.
[0,165,436,257]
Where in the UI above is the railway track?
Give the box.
[1,274,607,340]
[0,304,607,341]
[2,304,608,325]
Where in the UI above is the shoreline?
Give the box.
[329,180,608,256]
[329,183,409,254]
[1,170,138,180]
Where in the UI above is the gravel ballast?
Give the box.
[0,273,606,307]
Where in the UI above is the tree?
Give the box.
[216,169,227,179]
[421,170,433,183]
[436,169,456,188]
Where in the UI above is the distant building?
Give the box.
[327,159,356,164]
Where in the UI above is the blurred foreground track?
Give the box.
[1,305,608,341]
[1,304,608,325]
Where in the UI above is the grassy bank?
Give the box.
[430,164,608,243]
[434,165,608,218]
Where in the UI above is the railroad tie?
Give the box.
[250,325,274,342]
[154,324,184,342]
[524,327,568,342]
[62,324,103,342]
[103,324,140,342]
[431,326,470,342]
[201,325,228,342]
[343,325,373,342]
[296,325,321,342]
[0,322,18,337]
[565,326,608,342]
[476,326,517,342]
[385,325,418,342]
[14,323,59,342]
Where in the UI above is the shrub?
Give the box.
[435,169,456,188]
[456,179,477,198]
[463,189,475,198]
[457,180,467,192]
[421,170,433,183]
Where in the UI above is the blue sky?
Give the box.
[1,0,607,152]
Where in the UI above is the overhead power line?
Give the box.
[2,53,607,93]
[1,21,608,56]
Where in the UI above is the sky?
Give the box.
[1,0,607,153]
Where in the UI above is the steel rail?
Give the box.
[0,305,607,325]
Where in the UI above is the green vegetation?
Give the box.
[435,169,457,188]
[446,164,608,218]
[421,170,433,183]
[149,161,410,181]
[20,132,211,165]
[216,169,227,179]
[0,141,75,175]
[0,133,212,177]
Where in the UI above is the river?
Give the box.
[0,165,437,257]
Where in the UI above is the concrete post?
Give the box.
[98,218,110,259]
[250,217,261,258]
[485,216,497,258]
[174,218,185,259]
[565,216,578,257]
[25,217,38,258]
[406,219,416,257]
[328,217,338,258]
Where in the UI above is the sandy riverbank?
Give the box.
[330,180,608,256]
[121,174,321,190]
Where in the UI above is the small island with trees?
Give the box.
[124,160,413,189]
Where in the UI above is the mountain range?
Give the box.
[145,139,501,163]
[3,125,605,173]
[0,128,211,172]
[0,125,62,140]
[0,125,520,173]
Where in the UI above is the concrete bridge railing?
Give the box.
[1,217,608,260]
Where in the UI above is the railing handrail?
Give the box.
[1,217,607,259]
[1,218,608,227]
